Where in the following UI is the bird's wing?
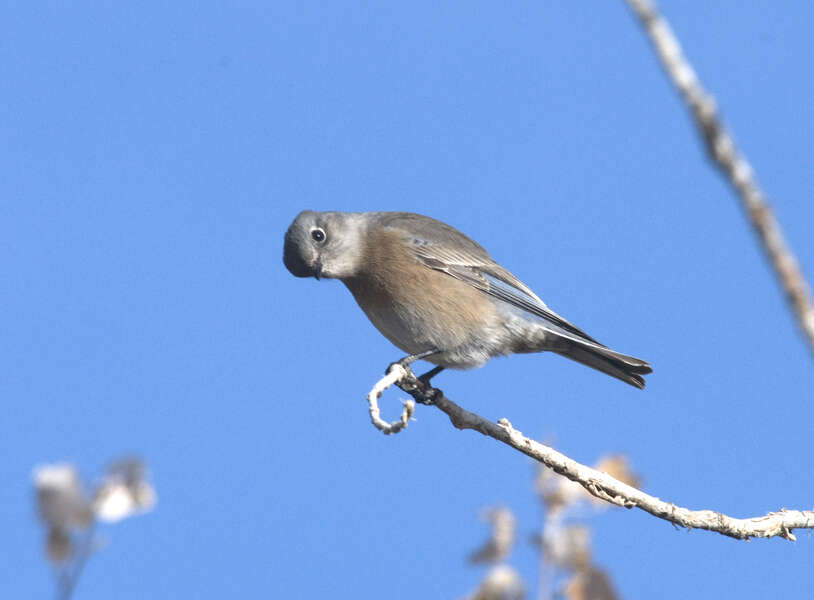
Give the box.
[379,213,600,345]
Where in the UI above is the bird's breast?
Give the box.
[341,239,497,359]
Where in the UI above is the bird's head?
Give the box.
[283,210,367,280]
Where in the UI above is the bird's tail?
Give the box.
[550,334,652,389]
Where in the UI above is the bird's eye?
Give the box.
[311,228,326,243]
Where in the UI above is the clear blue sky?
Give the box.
[3,2,813,598]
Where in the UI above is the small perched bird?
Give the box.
[283,211,651,388]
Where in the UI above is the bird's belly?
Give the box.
[342,274,519,369]
[357,301,430,355]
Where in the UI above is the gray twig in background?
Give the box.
[625,0,814,355]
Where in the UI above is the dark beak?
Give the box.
[283,233,322,279]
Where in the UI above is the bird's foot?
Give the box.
[412,385,442,406]
[389,365,442,405]
[384,351,444,405]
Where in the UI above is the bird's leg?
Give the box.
[392,348,440,368]
[417,365,445,384]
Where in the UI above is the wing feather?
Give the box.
[378,214,601,345]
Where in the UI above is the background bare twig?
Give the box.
[625,0,814,355]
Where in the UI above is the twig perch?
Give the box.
[366,364,414,434]
[625,0,814,355]
[368,363,814,541]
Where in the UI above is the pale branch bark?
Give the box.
[625,0,814,355]
[366,366,415,434]
[370,363,814,541]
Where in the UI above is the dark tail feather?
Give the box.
[552,337,652,389]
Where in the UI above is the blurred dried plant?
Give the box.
[532,454,635,600]
[561,565,619,600]
[462,452,631,600]
[93,458,157,523]
[33,456,156,600]
[465,564,526,600]
[468,506,517,565]
[463,506,524,599]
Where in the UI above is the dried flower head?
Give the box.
[466,565,525,600]
[544,525,591,571]
[33,462,94,565]
[467,506,516,564]
[34,463,93,531]
[562,565,619,600]
[93,457,156,523]
[593,455,639,489]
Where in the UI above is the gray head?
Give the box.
[283,210,368,280]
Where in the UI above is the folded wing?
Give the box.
[381,214,651,388]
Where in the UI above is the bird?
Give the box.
[283,211,651,388]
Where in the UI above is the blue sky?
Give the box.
[2,1,813,598]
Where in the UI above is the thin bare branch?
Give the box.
[369,364,814,541]
[366,365,415,434]
[625,0,814,355]
[56,523,96,600]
